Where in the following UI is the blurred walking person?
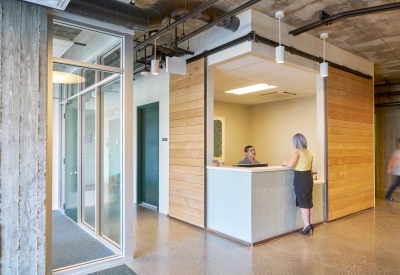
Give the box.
[385,138,400,202]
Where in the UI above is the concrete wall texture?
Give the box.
[0,1,48,274]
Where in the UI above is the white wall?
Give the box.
[133,70,170,215]
[249,96,318,171]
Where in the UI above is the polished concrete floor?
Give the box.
[126,194,400,275]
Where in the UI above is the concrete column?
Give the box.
[0,1,48,274]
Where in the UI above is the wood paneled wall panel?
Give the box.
[170,195,204,210]
[170,142,204,150]
[170,90,205,105]
[329,67,372,85]
[170,180,204,193]
[170,157,204,166]
[170,165,204,175]
[170,82,204,99]
[170,172,204,185]
[170,73,204,91]
[327,119,373,130]
[328,82,372,98]
[328,162,374,173]
[328,143,373,150]
[170,108,204,120]
[327,103,372,117]
[170,133,204,142]
[170,149,204,159]
[328,111,373,124]
[328,88,373,105]
[328,135,373,143]
[170,187,204,201]
[327,95,373,111]
[170,125,205,135]
[328,169,374,181]
[169,58,205,227]
[170,65,204,83]
[170,201,204,219]
[170,99,205,113]
[170,116,204,128]
[169,209,204,228]
[328,127,373,137]
[327,67,374,221]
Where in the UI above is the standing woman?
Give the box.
[282,133,314,235]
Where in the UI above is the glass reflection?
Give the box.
[101,79,121,245]
[82,91,96,229]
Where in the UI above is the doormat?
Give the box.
[87,264,138,275]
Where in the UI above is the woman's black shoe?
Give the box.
[310,224,314,235]
[300,225,311,236]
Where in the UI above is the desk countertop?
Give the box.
[206,166,324,185]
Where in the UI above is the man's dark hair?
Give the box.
[244,145,253,153]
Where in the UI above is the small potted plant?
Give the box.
[212,159,220,167]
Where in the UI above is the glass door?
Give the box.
[60,69,122,246]
[82,91,97,229]
[63,97,79,222]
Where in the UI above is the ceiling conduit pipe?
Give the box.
[65,0,240,33]
[289,2,400,36]
[375,102,400,107]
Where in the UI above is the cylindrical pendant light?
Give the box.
[320,33,329,77]
[151,38,159,75]
[275,10,285,64]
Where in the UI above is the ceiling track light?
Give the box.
[320,32,329,77]
[275,10,285,64]
[151,37,160,75]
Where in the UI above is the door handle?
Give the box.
[70,171,78,176]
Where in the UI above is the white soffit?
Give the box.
[23,0,71,10]
[53,38,74,58]
[214,53,317,105]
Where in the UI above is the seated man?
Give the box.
[238,145,260,164]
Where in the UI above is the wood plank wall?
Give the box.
[169,58,205,227]
[327,67,374,221]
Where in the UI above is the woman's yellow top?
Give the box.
[294,149,314,171]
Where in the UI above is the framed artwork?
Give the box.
[214,116,225,161]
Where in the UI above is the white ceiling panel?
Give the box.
[213,53,317,105]
[214,55,266,72]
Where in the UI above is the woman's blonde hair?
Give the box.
[292,133,307,150]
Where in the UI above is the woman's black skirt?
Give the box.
[294,170,313,208]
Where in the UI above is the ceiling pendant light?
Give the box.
[275,10,285,64]
[320,33,329,77]
[52,71,85,84]
[151,38,159,75]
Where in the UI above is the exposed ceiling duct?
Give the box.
[65,0,240,32]
[22,0,71,10]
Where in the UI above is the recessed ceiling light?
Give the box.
[225,84,277,95]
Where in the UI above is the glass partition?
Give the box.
[101,79,122,246]
[82,91,96,229]
[53,19,125,271]
[53,22,122,67]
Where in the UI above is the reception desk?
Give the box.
[206,166,325,246]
